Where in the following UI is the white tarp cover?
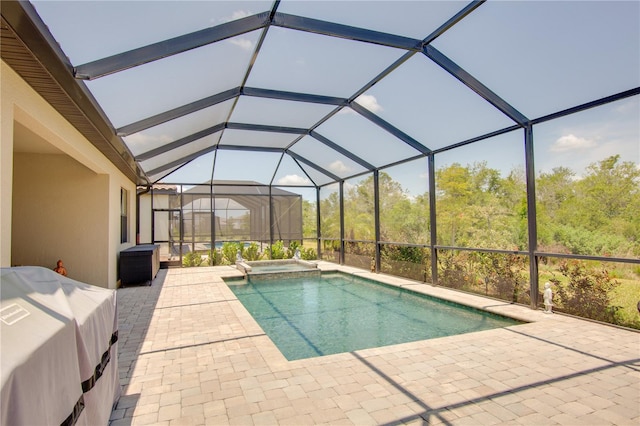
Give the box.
[1,267,120,425]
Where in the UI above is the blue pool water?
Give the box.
[227,273,521,360]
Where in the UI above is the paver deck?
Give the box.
[110,263,640,425]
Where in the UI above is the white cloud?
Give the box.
[328,160,350,174]
[231,10,251,20]
[277,174,310,185]
[216,10,252,24]
[227,37,254,51]
[338,94,383,115]
[354,94,383,113]
[550,134,596,153]
[614,98,637,115]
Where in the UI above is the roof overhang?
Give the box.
[1,0,141,183]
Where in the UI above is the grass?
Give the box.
[610,279,640,329]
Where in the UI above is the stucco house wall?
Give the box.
[1,61,135,288]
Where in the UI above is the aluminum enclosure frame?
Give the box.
[2,0,639,314]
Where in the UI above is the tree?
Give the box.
[536,155,640,257]
[576,155,640,230]
[436,162,524,249]
[320,190,340,239]
[302,199,317,239]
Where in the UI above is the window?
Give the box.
[121,188,128,243]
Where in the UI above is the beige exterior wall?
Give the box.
[12,153,110,284]
[0,66,14,267]
[1,61,136,288]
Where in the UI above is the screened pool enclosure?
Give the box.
[3,1,639,327]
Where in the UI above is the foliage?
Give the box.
[320,155,638,259]
[221,242,243,264]
[380,245,430,282]
[435,161,527,250]
[344,176,375,241]
[320,190,340,239]
[537,155,640,257]
[182,251,203,267]
[437,250,472,290]
[244,242,261,261]
[470,252,529,304]
[437,250,530,304]
[300,247,317,260]
[551,260,622,324]
[345,241,375,269]
[206,249,223,266]
[609,280,640,329]
[302,200,317,238]
[268,240,286,259]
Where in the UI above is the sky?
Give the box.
[31,0,640,197]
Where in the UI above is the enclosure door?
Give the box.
[182,211,213,254]
[153,209,182,262]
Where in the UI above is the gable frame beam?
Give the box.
[272,13,422,51]
[146,145,217,177]
[117,86,348,139]
[74,12,271,79]
[349,101,431,154]
[286,151,342,183]
[422,0,486,46]
[117,87,241,136]
[423,45,529,126]
[135,123,225,161]
[226,122,308,135]
[243,87,347,106]
[216,145,283,153]
[309,131,376,171]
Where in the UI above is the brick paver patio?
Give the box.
[110,263,640,425]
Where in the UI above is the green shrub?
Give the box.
[301,247,317,260]
[437,250,471,290]
[552,260,622,323]
[244,242,261,261]
[206,249,223,266]
[182,251,203,267]
[221,242,243,263]
[471,252,529,304]
[268,240,286,259]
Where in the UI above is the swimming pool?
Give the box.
[227,272,522,360]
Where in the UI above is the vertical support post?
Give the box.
[316,186,321,260]
[150,186,155,245]
[339,181,345,265]
[179,186,184,262]
[210,183,215,253]
[269,186,274,258]
[373,170,381,273]
[524,124,539,308]
[428,154,438,284]
[190,196,195,253]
